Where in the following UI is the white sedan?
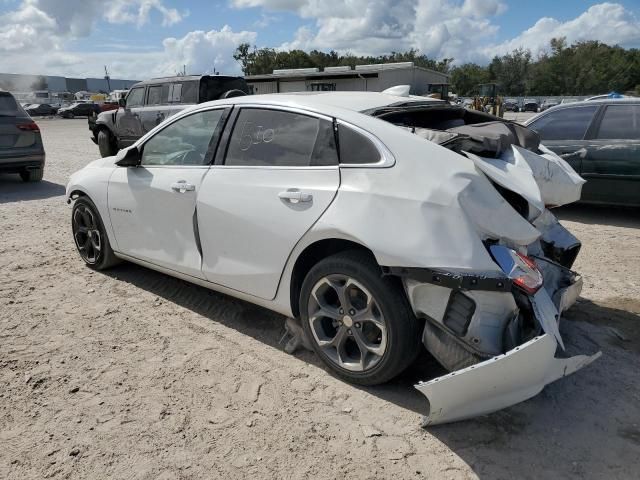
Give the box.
[66,90,600,425]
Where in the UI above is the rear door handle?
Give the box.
[171,181,195,193]
[278,189,313,203]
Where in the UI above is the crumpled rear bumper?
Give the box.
[416,274,600,426]
[417,333,601,425]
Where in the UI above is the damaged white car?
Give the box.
[66,90,600,425]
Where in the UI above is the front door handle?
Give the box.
[171,181,196,193]
[278,189,313,203]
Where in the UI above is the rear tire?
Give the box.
[71,196,121,270]
[20,167,44,182]
[300,250,421,386]
[97,130,117,157]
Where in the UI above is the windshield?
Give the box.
[0,93,20,116]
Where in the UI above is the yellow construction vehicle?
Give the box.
[426,83,450,101]
[471,83,504,117]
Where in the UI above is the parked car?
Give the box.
[503,98,519,112]
[561,98,579,104]
[25,103,58,116]
[0,90,45,182]
[98,101,119,113]
[525,98,640,206]
[539,99,559,111]
[58,102,99,118]
[67,91,599,425]
[521,98,539,112]
[89,74,250,157]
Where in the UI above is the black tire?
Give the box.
[71,196,120,270]
[97,130,117,157]
[20,167,44,182]
[300,250,421,386]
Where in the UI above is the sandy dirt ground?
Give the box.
[1,118,639,480]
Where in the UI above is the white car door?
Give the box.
[108,108,228,279]
[197,107,340,299]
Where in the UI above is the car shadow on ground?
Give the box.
[0,175,66,204]
[101,262,640,478]
[555,203,640,228]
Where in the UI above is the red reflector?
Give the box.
[17,122,40,132]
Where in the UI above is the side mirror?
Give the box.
[115,146,141,167]
[118,98,126,108]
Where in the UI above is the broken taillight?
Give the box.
[489,245,543,295]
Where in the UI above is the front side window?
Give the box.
[126,87,145,108]
[596,105,640,140]
[141,109,224,166]
[225,109,338,167]
[528,106,598,141]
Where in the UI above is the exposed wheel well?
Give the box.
[289,239,378,318]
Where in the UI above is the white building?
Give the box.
[246,62,448,96]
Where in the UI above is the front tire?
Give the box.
[71,197,120,270]
[97,130,117,157]
[300,250,421,386]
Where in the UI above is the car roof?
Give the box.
[523,97,640,124]
[198,91,444,114]
[133,74,243,87]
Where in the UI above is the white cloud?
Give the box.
[486,3,640,59]
[0,0,188,55]
[232,0,640,64]
[161,26,257,75]
[0,24,255,79]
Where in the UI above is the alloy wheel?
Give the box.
[307,274,387,372]
[72,205,102,264]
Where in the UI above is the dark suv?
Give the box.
[89,75,250,157]
[0,90,45,182]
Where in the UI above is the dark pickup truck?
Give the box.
[89,75,249,157]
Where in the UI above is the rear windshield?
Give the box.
[0,93,20,116]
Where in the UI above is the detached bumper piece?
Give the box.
[416,287,601,426]
[416,333,601,426]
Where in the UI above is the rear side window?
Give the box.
[169,84,182,103]
[528,106,598,141]
[0,93,19,116]
[596,105,640,140]
[126,87,145,108]
[225,109,338,167]
[181,81,198,103]
[337,124,381,164]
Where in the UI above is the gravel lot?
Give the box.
[1,118,639,480]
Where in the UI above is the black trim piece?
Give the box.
[206,106,232,165]
[443,291,476,336]
[383,266,512,292]
[215,108,240,165]
[192,207,203,259]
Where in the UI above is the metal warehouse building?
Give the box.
[245,62,448,95]
[0,72,139,94]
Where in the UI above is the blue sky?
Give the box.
[1,0,639,78]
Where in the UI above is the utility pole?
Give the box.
[104,65,111,92]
